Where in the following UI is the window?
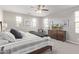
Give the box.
[44,18,49,28]
[75,11,79,33]
[16,16,22,27]
[32,18,37,27]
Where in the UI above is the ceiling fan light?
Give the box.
[36,10,42,14]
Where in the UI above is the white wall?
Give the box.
[0,9,3,21]
[3,11,43,32]
[46,6,79,43]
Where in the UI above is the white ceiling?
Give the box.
[0,5,77,17]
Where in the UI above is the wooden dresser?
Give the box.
[48,30,66,41]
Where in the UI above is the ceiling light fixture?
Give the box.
[36,10,42,14]
[32,5,48,14]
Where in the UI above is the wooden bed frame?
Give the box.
[29,46,52,54]
[0,46,52,54]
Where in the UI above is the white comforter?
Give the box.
[0,40,8,46]
[0,32,51,54]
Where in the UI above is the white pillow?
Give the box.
[19,31,26,38]
[0,32,16,42]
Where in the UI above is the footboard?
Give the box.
[29,46,52,54]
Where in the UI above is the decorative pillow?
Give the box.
[5,32,16,41]
[0,32,16,42]
[10,29,23,39]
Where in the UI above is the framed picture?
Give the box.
[23,19,32,26]
[64,19,69,27]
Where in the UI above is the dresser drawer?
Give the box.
[48,30,66,41]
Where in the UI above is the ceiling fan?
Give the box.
[36,5,48,11]
[31,5,48,13]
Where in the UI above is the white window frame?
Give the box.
[75,11,79,33]
[16,16,22,27]
[32,18,37,28]
[44,18,49,28]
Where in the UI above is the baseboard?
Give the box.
[66,40,79,45]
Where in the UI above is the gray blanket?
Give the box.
[29,31,48,37]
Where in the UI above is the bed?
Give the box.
[0,31,52,54]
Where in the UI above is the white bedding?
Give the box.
[0,40,8,46]
[0,32,51,54]
[13,40,49,54]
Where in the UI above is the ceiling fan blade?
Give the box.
[42,9,48,11]
[38,5,41,7]
[37,5,41,10]
[42,5,45,8]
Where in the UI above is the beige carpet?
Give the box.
[42,39,79,54]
